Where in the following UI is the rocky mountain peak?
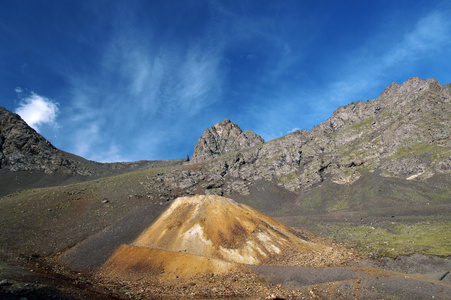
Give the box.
[378,77,444,104]
[181,77,450,195]
[191,119,265,163]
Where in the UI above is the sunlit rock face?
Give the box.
[188,78,451,194]
[191,119,265,163]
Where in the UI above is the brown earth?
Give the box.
[100,245,241,280]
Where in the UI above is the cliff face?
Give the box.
[191,118,265,163]
[175,78,450,198]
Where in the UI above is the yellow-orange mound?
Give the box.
[101,195,334,279]
[133,195,322,265]
[101,245,241,280]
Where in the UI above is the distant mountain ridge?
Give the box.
[1,77,450,198]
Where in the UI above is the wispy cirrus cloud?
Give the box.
[64,5,226,161]
[374,10,451,79]
[250,7,451,141]
[309,8,451,110]
[15,90,59,132]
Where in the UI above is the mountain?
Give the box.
[191,118,264,163]
[188,77,450,192]
[0,106,86,174]
[0,107,185,196]
[3,77,449,198]
[1,77,449,226]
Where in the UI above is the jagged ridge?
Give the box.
[184,77,451,196]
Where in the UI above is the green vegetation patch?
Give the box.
[325,221,451,258]
[349,116,375,131]
[390,143,450,162]
[278,172,298,184]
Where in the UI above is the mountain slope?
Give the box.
[190,77,451,195]
[0,106,81,174]
[0,107,185,196]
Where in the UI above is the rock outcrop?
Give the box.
[181,77,451,196]
[191,119,264,163]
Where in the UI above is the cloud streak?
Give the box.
[315,9,451,107]
[63,4,227,161]
[7,1,449,162]
[248,7,451,141]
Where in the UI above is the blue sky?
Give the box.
[1,1,450,162]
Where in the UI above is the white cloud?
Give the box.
[15,92,59,132]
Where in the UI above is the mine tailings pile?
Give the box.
[99,195,337,280]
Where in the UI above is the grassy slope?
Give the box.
[279,171,451,257]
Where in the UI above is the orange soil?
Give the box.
[133,195,325,265]
[100,195,349,281]
[100,244,243,280]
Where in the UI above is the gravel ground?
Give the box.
[2,250,451,299]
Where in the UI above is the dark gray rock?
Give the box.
[0,106,74,174]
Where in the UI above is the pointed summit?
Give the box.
[191,119,264,163]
